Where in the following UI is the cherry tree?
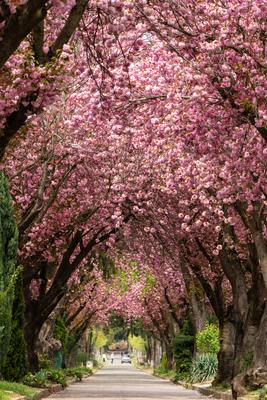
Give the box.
[0,0,139,158]
[1,0,267,392]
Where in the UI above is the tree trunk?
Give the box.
[232,303,267,394]
[253,232,267,291]
[180,260,207,333]
[146,336,152,365]
[24,320,40,372]
[153,338,162,368]
[215,319,235,385]
[249,303,267,385]
[165,343,174,370]
[190,290,207,333]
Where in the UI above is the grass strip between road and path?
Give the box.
[0,381,38,399]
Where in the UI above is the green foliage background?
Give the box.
[196,323,220,354]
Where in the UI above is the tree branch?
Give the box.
[0,0,89,159]
[47,0,89,59]
[0,0,49,68]
[32,20,46,64]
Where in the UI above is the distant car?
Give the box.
[121,354,131,364]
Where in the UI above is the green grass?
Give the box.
[0,389,11,400]
[0,381,38,398]
[154,368,177,379]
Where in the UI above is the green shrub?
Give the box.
[76,367,92,376]
[65,367,92,381]
[172,334,194,377]
[76,352,88,365]
[22,367,93,388]
[23,371,49,388]
[160,352,168,370]
[173,371,190,382]
[190,353,218,383]
[65,368,83,381]
[54,317,68,352]
[175,348,193,374]
[43,369,67,388]
[154,366,167,375]
[54,317,77,366]
[196,323,219,355]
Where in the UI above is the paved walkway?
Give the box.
[48,364,208,400]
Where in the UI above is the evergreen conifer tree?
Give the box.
[2,270,28,381]
[0,172,18,371]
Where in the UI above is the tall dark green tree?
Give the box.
[0,172,19,370]
[2,270,28,380]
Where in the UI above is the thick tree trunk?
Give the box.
[216,317,257,390]
[165,343,174,370]
[146,336,152,365]
[253,232,267,291]
[214,319,236,385]
[249,304,267,385]
[24,319,40,372]
[152,338,162,368]
[233,303,267,395]
[190,291,207,333]
[23,284,41,372]
[180,260,207,333]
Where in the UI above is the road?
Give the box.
[48,360,208,400]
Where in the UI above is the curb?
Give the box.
[176,381,232,400]
[33,384,62,400]
[194,386,232,400]
[18,383,63,400]
[19,375,93,400]
[136,367,233,400]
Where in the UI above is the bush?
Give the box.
[43,369,67,388]
[76,352,88,365]
[196,323,219,355]
[173,371,190,382]
[172,334,194,378]
[65,367,92,381]
[160,352,168,370]
[22,367,93,388]
[190,354,218,383]
[23,371,49,388]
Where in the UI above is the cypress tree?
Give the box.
[0,172,18,371]
[2,270,28,381]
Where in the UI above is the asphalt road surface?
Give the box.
[48,362,208,400]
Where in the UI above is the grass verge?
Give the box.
[154,368,177,380]
[0,381,38,399]
[0,389,11,400]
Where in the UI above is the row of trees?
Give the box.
[0,0,266,396]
